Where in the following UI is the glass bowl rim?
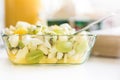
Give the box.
[1,33,97,37]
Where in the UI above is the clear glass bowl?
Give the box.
[2,34,96,64]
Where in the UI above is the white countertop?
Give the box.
[0,49,120,80]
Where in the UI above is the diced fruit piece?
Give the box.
[22,35,31,46]
[67,53,86,64]
[67,58,80,63]
[74,36,88,55]
[5,28,14,34]
[57,52,63,60]
[48,46,57,59]
[46,58,58,63]
[18,40,25,49]
[72,54,81,60]
[53,29,64,35]
[68,50,75,58]
[57,59,64,63]
[11,49,18,55]
[8,35,19,47]
[14,27,28,35]
[28,38,43,50]
[58,36,68,41]
[15,47,28,62]
[60,23,71,29]
[28,43,37,50]
[28,28,34,34]
[44,39,51,49]
[45,31,56,35]
[48,53,56,59]
[31,38,43,45]
[50,36,57,43]
[41,25,48,32]
[14,21,30,34]
[28,25,39,34]
[16,21,30,29]
[39,56,47,63]
[38,45,48,55]
[9,25,15,31]
[64,54,68,63]
[56,41,72,52]
[33,28,39,34]
[26,49,44,64]
[52,25,64,35]
[14,58,26,64]
[8,53,16,61]
[60,23,76,34]
[49,46,57,53]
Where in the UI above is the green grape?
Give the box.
[18,40,25,49]
[56,41,72,52]
[26,49,44,64]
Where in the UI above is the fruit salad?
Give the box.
[2,21,96,64]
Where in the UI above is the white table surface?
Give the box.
[0,48,120,80]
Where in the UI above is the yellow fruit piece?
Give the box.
[39,56,47,63]
[67,58,81,64]
[8,52,26,64]
[46,58,58,63]
[14,58,27,64]
[8,53,16,62]
[14,27,27,35]
[19,59,27,64]
[57,58,82,64]
[57,59,64,63]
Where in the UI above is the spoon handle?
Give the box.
[74,13,115,35]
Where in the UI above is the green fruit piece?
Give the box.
[53,29,64,35]
[75,38,88,54]
[26,49,44,64]
[27,28,33,34]
[28,28,39,34]
[56,41,72,52]
[33,29,39,34]
[18,40,25,49]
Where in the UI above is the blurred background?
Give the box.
[1,0,120,57]
[1,0,120,27]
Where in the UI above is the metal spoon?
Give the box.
[73,13,116,35]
